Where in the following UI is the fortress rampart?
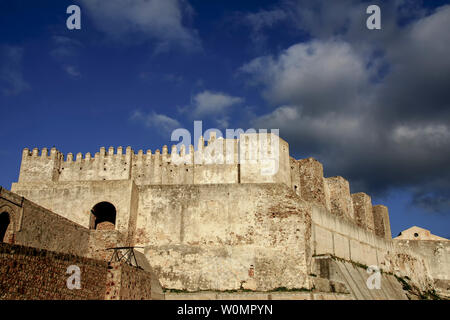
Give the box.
[18,133,290,186]
[15,133,388,239]
[4,132,448,297]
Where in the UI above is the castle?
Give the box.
[0,133,448,299]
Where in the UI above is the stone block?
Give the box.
[372,205,392,239]
[351,193,375,233]
[326,176,354,220]
[298,158,329,209]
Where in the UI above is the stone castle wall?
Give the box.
[395,239,450,297]
[0,243,159,300]
[311,206,434,290]
[0,243,108,300]
[105,262,154,300]
[7,133,448,297]
[14,133,392,243]
[135,183,312,292]
[0,187,126,261]
[17,133,291,188]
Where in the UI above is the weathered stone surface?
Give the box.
[0,242,107,300]
[0,242,159,300]
[136,183,312,292]
[351,193,375,233]
[0,132,448,299]
[297,158,330,210]
[325,176,354,220]
[372,205,392,239]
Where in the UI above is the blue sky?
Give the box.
[0,0,449,238]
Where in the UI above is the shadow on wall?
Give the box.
[0,211,10,242]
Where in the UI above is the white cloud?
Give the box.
[131,110,181,134]
[50,36,82,59]
[64,65,81,78]
[0,45,29,96]
[241,39,370,113]
[190,90,243,117]
[51,36,83,78]
[392,124,450,147]
[245,8,287,31]
[239,5,450,211]
[78,0,201,51]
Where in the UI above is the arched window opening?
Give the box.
[90,202,116,230]
[0,212,11,242]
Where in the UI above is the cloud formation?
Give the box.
[130,110,181,134]
[78,0,201,52]
[240,3,450,213]
[236,8,288,48]
[190,90,243,117]
[0,45,29,96]
[190,90,244,128]
[51,36,83,78]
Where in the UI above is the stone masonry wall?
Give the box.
[0,187,127,261]
[134,183,312,292]
[17,133,291,188]
[0,243,108,300]
[395,240,450,282]
[11,180,135,237]
[351,193,375,233]
[373,205,392,240]
[107,263,153,300]
[325,176,354,221]
[1,187,91,257]
[294,158,331,211]
[311,206,434,291]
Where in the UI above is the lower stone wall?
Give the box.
[119,264,153,300]
[104,262,154,300]
[311,256,409,300]
[311,206,434,291]
[105,262,152,300]
[0,243,108,300]
[395,240,450,281]
[395,240,450,297]
[0,243,159,300]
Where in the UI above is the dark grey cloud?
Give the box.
[240,2,450,213]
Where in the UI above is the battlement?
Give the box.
[15,133,391,240]
[18,132,289,185]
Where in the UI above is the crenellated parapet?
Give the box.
[292,158,331,211]
[59,146,133,182]
[19,147,63,183]
[351,192,376,233]
[289,157,391,239]
[17,134,392,240]
[325,176,354,221]
[18,132,289,187]
[373,205,392,240]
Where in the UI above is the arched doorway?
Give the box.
[0,211,11,242]
[90,202,116,230]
